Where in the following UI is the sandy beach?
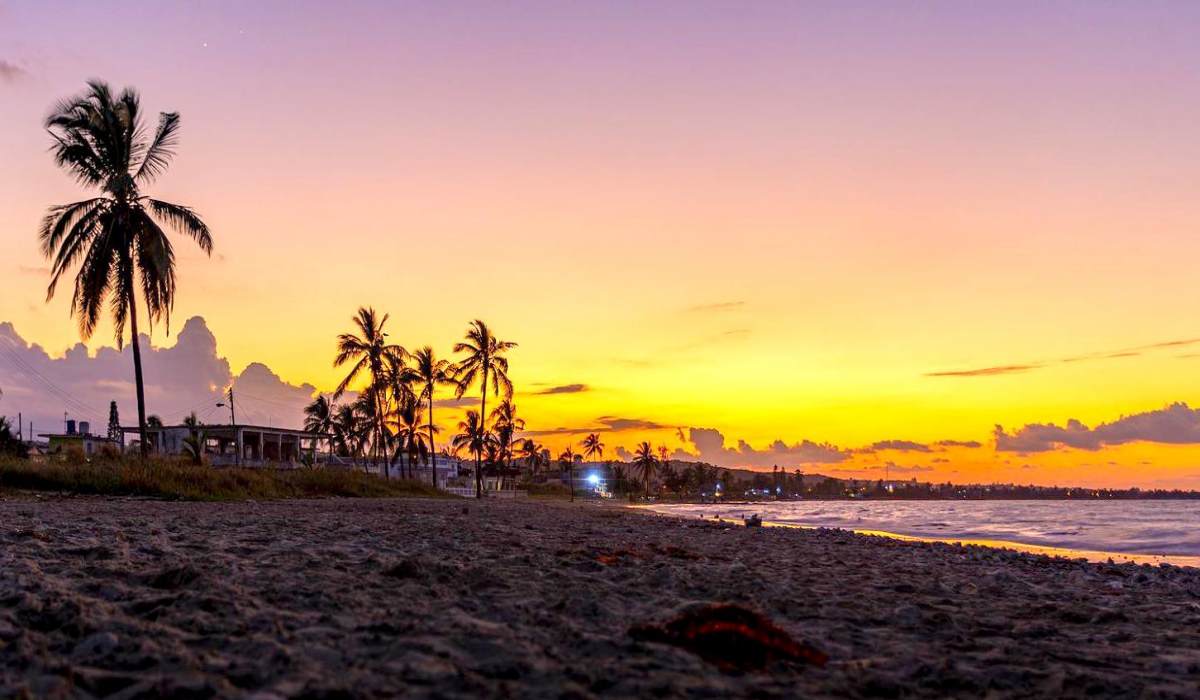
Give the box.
[3,496,1200,698]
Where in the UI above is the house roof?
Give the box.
[119,424,331,437]
[38,433,119,442]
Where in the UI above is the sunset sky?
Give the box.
[3,1,1200,488]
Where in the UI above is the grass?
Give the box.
[0,456,451,502]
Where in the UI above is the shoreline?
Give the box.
[634,503,1200,568]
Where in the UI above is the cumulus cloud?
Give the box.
[533,383,588,395]
[670,427,848,468]
[994,403,1200,453]
[0,317,318,434]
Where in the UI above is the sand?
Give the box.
[2,496,1200,698]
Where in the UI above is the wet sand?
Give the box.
[2,496,1200,698]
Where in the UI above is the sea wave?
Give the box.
[647,500,1200,558]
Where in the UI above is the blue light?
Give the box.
[586,473,600,486]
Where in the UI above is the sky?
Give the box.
[3,1,1200,488]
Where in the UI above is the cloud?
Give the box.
[926,364,1043,378]
[860,462,934,474]
[685,301,745,313]
[533,383,588,395]
[0,317,318,434]
[432,396,478,409]
[16,265,49,276]
[994,403,1200,453]
[0,59,26,83]
[927,337,1200,378]
[669,427,849,468]
[521,415,668,437]
[861,439,932,453]
[935,439,983,449]
[597,416,666,431]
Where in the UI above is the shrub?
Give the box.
[0,456,451,501]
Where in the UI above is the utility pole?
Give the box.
[217,388,239,466]
[17,412,21,442]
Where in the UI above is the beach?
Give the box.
[3,496,1200,698]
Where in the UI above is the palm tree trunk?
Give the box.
[476,370,486,499]
[428,395,438,488]
[375,390,388,479]
[127,290,149,459]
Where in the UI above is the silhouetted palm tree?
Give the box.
[632,441,658,496]
[303,395,335,435]
[40,81,213,457]
[454,320,516,498]
[332,403,364,465]
[521,439,546,473]
[390,395,430,478]
[181,412,204,465]
[582,433,604,464]
[334,307,404,476]
[559,446,578,502]
[489,399,524,468]
[410,346,453,487]
[451,410,490,494]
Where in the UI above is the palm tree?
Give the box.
[489,399,525,468]
[521,439,546,474]
[181,411,204,465]
[581,433,604,464]
[390,395,431,479]
[632,441,658,497]
[332,403,364,465]
[451,410,490,494]
[333,308,405,476]
[410,346,453,487]
[303,395,335,435]
[559,446,578,502]
[454,320,517,498]
[40,81,214,457]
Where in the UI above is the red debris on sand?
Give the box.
[630,603,828,672]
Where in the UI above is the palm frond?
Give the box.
[147,198,212,254]
[134,112,180,184]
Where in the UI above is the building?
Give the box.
[122,423,331,467]
[40,419,120,457]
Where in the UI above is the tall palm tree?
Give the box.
[559,446,578,502]
[410,346,453,487]
[40,81,214,457]
[454,320,517,498]
[632,441,658,496]
[333,307,404,476]
[451,410,490,494]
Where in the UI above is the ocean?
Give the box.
[645,500,1200,565]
